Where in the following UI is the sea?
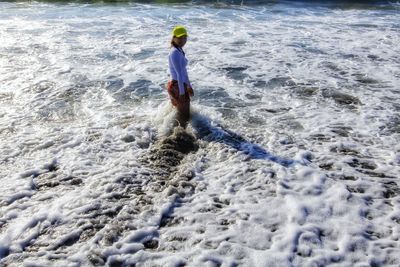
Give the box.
[0,0,399,266]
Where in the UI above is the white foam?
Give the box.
[0,1,399,266]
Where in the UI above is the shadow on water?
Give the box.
[190,112,302,167]
[146,110,301,175]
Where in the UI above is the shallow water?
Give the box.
[0,1,399,266]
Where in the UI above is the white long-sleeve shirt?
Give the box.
[168,46,192,95]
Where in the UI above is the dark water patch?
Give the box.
[132,48,155,60]
[257,107,291,114]
[222,47,241,53]
[346,185,367,194]
[121,134,135,143]
[356,169,394,178]
[197,87,246,108]
[25,81,57,96]
[104,78,162,102]
[292,85,319,98]
[320,61,341,72]
[305,46,327,55]
[330,144,361,156]
[222,66,249,81]
[335,173,358,181]
[351,23,380,28]
[110,79,162,103]
[49,230,82,250]
[267,76,296,89]
[27,81,87,122]
[352,73,380,84]
[35,172,82,190]
[105,78,124,92]
[287,41,306,49]
[97,222,126,247]
[245,93,262,100]
[346,158,377,170]
[367,54,381,61]
[216,107,238,120]
[365,228,386,240]
[88,252,106,266]
[248,79,268,88]
[143,239,159,249]
[79,220,107,242]
[246,115,265,126]
[309,133,331,142]
[331,128,349,137]
[278,116,304,131]
[1,46,26,56]
[197,86,229,100]
[230,40,247,46]
[379,114,400,135]
[321,89,361,108]
[159,200,184,228]
[279,135,294,145]
[319,162,334,170]
[0,245,9,260]
[338,53,359,60]
[329,125,353,137]
[126,79,159,96]
[34,99,77,122]
[392,103,400,112]
[382,181,400,198]
[319,61,349,81]
[43,160,58,172]
[96,51,118,61]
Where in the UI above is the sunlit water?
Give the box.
[0,1,399,266]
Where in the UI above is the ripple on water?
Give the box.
[266,76,296,89]
[96,51,118,61]
[379,114,400,135]
[292,84,319,98]
[248,79,268,88]
[197,86,246,108]
[321,89,362,108]
[124,79,154,97]
[329,124,353,137]
[29,83,89,122]
[352,73,380,85]
[132,48,155,60]
[105,77,124,92]
[106,79,162,103]
[277,115,304,131]
[221,66,249,81]
[216,107,238,120]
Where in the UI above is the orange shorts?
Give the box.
[167,80,193,107]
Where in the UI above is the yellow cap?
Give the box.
[172,26,188,38]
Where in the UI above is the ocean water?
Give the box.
[0,1,399,266]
